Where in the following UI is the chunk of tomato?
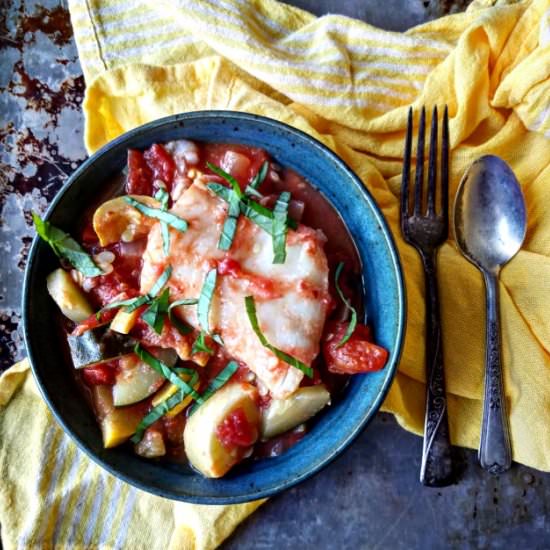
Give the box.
[202,143,269,188]
[126,149,153,195]
[144,143,176,190]
[216,407,257,449]
[323,321,388,374]
[81,362,117,386]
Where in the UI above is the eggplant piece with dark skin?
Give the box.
[67,328,137,369]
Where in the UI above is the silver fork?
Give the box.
[400,106,454,487]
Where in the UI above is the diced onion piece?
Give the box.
[134,429,166,458]
[260,385,330,439]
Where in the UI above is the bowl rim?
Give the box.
[22,110,406,503]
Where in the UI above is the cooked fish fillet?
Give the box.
[140,181,330,398]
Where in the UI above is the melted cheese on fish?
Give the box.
[140,181,330,398]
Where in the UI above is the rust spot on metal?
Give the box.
[20,5,73,46]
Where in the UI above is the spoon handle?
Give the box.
[479,271,512,474]
[419,251,454,487]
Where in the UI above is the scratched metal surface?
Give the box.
[2,0,549,548]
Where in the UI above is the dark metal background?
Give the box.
[2,1,549,548]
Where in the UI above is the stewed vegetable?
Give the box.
[36,139,388,478]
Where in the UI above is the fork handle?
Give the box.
[479,270,512,474]
[419,250,454,487]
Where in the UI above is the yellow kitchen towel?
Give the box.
[0,360,263,549]
[2,0,550,548]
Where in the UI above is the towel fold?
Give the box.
[2,0,550,547]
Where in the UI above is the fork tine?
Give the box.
[414,107,426,216]
[401,107,413,226]
[426,106,438,216]
[441,105,449,227]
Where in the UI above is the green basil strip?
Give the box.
[334,262,358,347]
[134,344,203,403]
[249,161,269,190]
[197,268,217,333]
[218,191,241,251]
[191,331,214,355]
[147,265,173,297]
[167,298,198,336]
[154,187,170,208]
[190,360,238,414]
[121,294,151,314]
[244,295,313,378]
[168,313,194,335]
[96,296,142,319]
[97,265,172,318]
[130,371,199,443]
[142,288,170,334]
[199,360,238,402]
[244,185,263,199]
[32,213,103,277]
[246,161,269,198]
[206,182,232,202]
[160,222,170,256]
[123,197,188,232]
[206,162,243,198]
[154,187,171,256]
[207,185,297,233]
[169,298,199,308]
[272,192,290,264]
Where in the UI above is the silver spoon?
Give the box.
[453,155,526,474]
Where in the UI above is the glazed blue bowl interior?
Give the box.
[23,111,405,504]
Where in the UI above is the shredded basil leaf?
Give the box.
[207,184,297,233]
[244,186,263,199]
[134,344,203,403]
[200,360,238,402]
[120,295,150,314]
[96,296,142,319]
[169,298,199,308]
[206,182,232,202]
[249,161,269,190]
[218,191,241,251]
[190,360,238,415]
[141,288,169,334]
[160,223,170,256]
[197,268,217,333]
[32,213,103,277]
[245,161,269,199]
[167,298,197,336]
[148,265,173,297]
[192,331,214,355]
[272,192,290,264]
[154,187,170,208]
[334,262,358,347]
[206,162,243,198]
[154,187,171,256]
[130,370,199,443]
[244,295,313,378]
[124,197,188,232]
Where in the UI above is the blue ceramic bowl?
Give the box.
[23,111,405,504]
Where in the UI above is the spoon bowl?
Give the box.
[454,155,526,272]
[453,154,526,474]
